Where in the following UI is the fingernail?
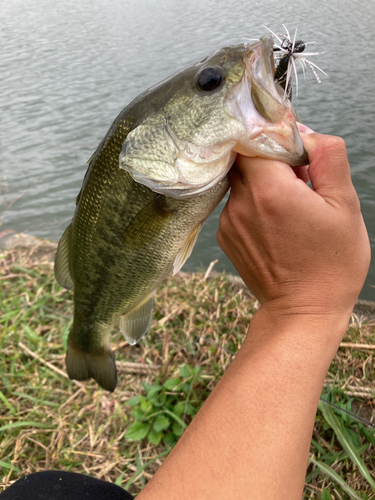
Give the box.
[297,122,315,135]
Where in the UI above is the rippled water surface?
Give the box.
[1,0,375,299]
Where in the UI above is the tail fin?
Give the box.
[66,341,117,392]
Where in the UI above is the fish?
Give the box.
[55,35,308,391]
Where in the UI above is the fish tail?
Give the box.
[66,336,117,392]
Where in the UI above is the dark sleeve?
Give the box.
[0,471,134,499]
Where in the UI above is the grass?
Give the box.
[0,240,375,498]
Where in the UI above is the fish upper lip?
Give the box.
[226,35,308,166]
[245,35,285,111]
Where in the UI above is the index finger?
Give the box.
[299,132,356,203]
[233,153,309,188]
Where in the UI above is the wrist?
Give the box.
[242,303,350,372]
[255,283,356,332]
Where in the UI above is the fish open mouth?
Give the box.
[227,35,309,167]
[248,36,283,118]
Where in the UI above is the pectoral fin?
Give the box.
[54,224,74,290]
[122,194,174,246]
[120,294,154,345]
[173,222,204,275]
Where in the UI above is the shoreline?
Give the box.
[2,229,375,318]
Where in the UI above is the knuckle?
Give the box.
[222,196,241,226]
[320,135,347,159]
[338,186,361,212]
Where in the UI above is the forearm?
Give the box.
[137,133,369,499]
[137,308,349,500]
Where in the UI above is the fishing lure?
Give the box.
[263,25,327,100]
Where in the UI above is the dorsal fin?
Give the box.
[54,224,74,290]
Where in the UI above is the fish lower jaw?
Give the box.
[233,131,306,166]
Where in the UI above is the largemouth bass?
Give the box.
[55,35,308,391]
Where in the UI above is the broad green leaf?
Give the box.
[140,396,152,413]
[359,426,375,446]
[163,409,187,431]
[131,408,145,421]
[309,456,363,500]
[321,487,334,500]
[158,391,167,405]
[141,381,154,392]
[172,401,196,418]
[153,415,170,432]
[181,382,191,395]
[345,426,361,449]
[180,364,194,379]
[173,401,185,416]
[185,402,196,416]
[125,421,150,441]
[172,421,184,437]
[146,385,163,400]
[148,428,162,446]
[163,432,177,446]
[126,395,141,407]
[319,401,375,490]
[152,397,165,408]
[163,378,182,391]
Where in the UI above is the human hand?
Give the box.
[217,130,370,319]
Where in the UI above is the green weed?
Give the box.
[125,363,204,446]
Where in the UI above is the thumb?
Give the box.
[301,133,356,204]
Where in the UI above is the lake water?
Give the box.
[1,0,375,300]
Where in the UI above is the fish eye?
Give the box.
[196,66,224,92]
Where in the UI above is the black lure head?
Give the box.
[262,25,327,101]
[274,39,306,97]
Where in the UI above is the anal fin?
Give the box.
[173,222,204,275]
[120,294,154,345]
[55,224,74,290]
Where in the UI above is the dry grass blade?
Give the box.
[18,341,84,387]
[340,343,375,350]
